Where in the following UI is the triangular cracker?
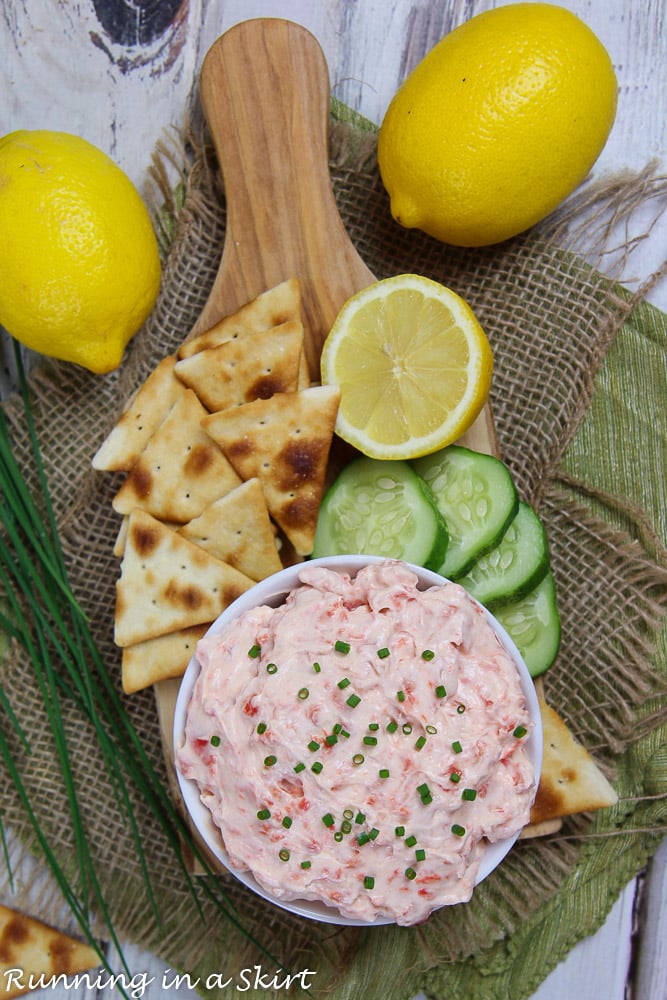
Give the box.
[178,278,303,359]
[0,904,100,998]
[202,386,340,556]
[92,355,186,472]
[114,509,254,646]
[121,624,208,694]
[529,698,618,824]
[178,479,283,581]
[112,389,241,522]
[174,321,304,412]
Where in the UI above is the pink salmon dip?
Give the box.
[176,560,537,925]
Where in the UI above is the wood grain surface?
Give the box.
[1,3,665,999]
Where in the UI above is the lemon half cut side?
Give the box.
[320,274,493,460]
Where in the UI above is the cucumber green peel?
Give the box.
[494,573,561,677]
[312,456,448,571]
[455,501,550,608]
[412,445,519,578]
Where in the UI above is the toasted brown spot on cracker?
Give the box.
[130,520,160,557]
[184,442,217,477]
[163,581,205,611]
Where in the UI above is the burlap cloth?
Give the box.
[1,107,667,999]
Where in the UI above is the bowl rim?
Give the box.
[173,554,543,926]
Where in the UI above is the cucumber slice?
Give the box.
[493,573,561,678]
[413,445,519,578]
[455,502,549,607]
[312,457,448,570]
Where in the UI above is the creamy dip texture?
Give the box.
[176,560,537,925]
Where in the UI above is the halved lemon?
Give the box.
[320,274,493,459]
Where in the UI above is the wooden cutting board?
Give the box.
[156,16,497,799]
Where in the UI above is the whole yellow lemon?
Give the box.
[0,130,161,374]
[378,3,618,247]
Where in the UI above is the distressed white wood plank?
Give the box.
[634,836,667,1000]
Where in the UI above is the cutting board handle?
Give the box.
[194,18,375,376]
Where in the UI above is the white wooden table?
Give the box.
[1,2,665,998]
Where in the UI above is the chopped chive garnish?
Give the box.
[298,687,309,700]
[395,825,405,837]
[352,753,365,765]
[415,735,426,750]
[462,788,477,801]
[334,831,344,842]
[294,762,305,773]
[333,723,343,735]
[514,725,528,738]
[363,735,378,746]
[369,827,380,840]
[312,661,321,673]
[452,740,463,754]
[377,647,390,659]
[255,722,267,735]
[457,704,466,714]
[417,783,430,799]
[386,720,398,733]
[282,816,293,828]
[421,649,435,660]
[335,640,351,654]
[337,677,351,689]
[325,733,338,746]
[451,824,466,837]
[346,693,361,708]
[301,860,311,869]
[421,793,433,804]
[248,644,261,658]
[340,728,351,738]
[266,662,278,674]
[363,875,375,889]
[397,690,406,702]
[357,832,370,846]
[415,848,426,862]
[405,867,417,880]
[435,685,447,699]
[356,812,366,824]
[368,722,380,731]
[426,724,437,734]
[343,808,354,820]
[341,820,352,834]
[450,771,461,783]
[379,768,390,779]
[311,761,323,774]
[210,734,221,746]
[322,813,335,828]
[405,834,417,847]
[308,740,319,752]
[279,848,290,861]
[256,808,271,820]
[263,754,277,767]
[402,723,413,735]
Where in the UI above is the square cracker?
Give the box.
[174,320,304,412]
[114,508,255,647]
[202,385,340,557]
[178,478,283,581]
[121,624,208,693]
[112,389,241,523]
[92,355,186,472]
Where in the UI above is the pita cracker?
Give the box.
[174,321,304,412]
[114,508,255,646]
[529,698,618,824]
[202,386,340,556]
[112,389,241,523]
[178,278,303,359]
[0,904,100,998]
[179,479,283,581]
[519,817,563,840]
[92,355,186,472]
[121,624,208,693]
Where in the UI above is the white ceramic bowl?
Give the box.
[173,555,542,926]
